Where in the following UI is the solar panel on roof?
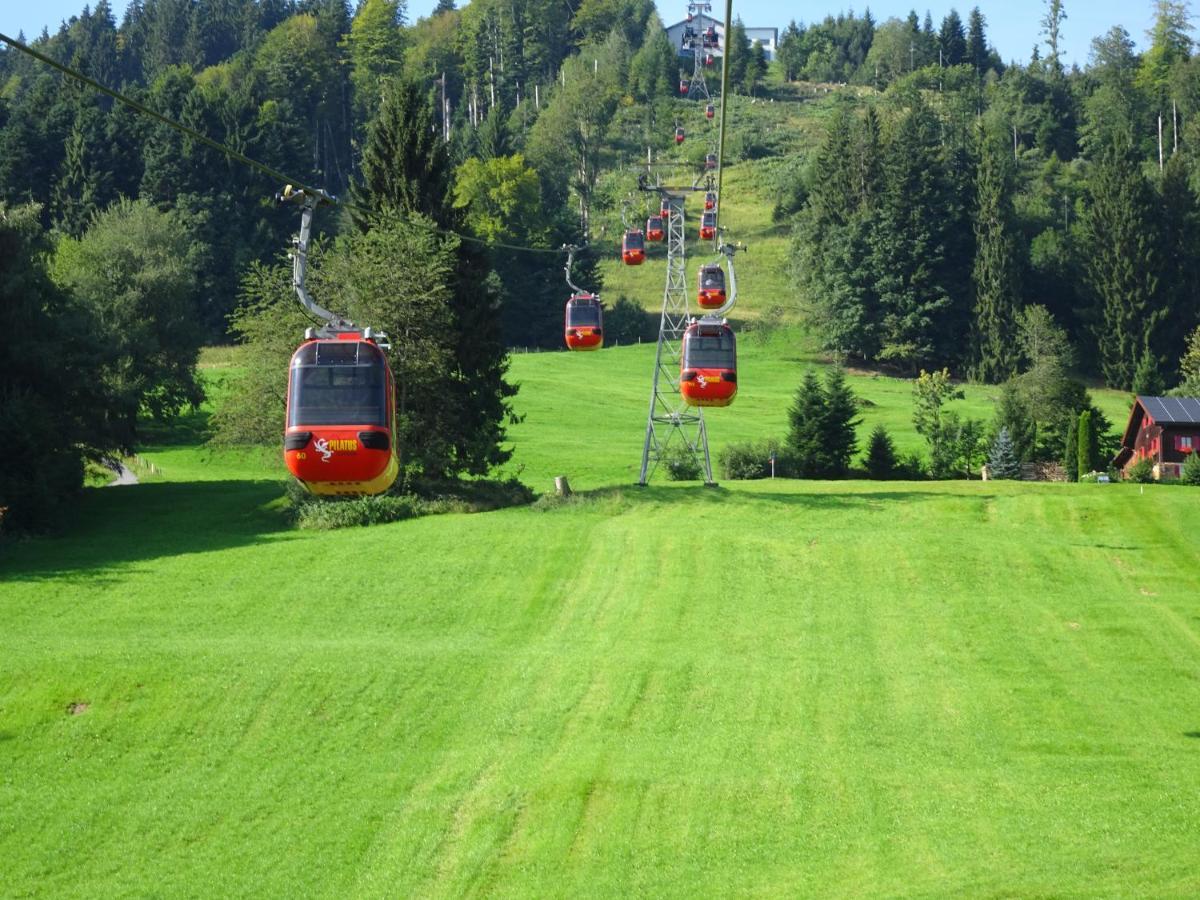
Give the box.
[1138,395,1200,424]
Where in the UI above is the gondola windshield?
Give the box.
[700,267,723,289]
[567,300,601,327]
[289,341,388,427]
[685,329,735,368]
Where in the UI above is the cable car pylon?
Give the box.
[637,190,714,486]
[683,1,714,101]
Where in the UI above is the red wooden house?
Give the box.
[1113,395,1200,479]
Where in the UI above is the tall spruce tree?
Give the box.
[351,78,516,478]
[823,367,862,475]
[864,424,898,479]
[966,8,989,73]
[872,102,964,371]
[1077,408,1098,475]
[1063,411,1079,480]
[970,134,1023,383]
[939,10,967,66]
[787,370,829,477]
[1082,143,1164,390]
[987,427,1021,478]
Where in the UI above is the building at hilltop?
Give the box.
[1113,395,1200,479]
[665,14,778,61]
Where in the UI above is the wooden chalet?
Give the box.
[1113,395,1200,479]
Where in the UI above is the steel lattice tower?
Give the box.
[686,45,711,101]
[638,194,713,485]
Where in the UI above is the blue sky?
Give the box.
[2,0,1180,68]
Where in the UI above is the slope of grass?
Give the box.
[3,472,1200,895]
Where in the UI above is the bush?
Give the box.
[718,439,784,480]
[663,443,704,481]
[286,476,534,529]
[1125,458,1155,483]
[1181,452,1200,485]
[604,295,657,345]
[863,425,898,479]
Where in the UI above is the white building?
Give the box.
[664,14,778,61]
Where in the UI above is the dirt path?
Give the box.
[107,462,139,486]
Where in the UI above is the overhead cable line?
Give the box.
[0,30,569,258]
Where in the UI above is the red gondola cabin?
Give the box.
[564,293,603,351]
[646,215,665,241]
[680,320,737,407]
[660,199,672,217]
[704,191,716,210]
[699,210,716,240]
[706,104,715,119]
[675,126,686,144]
[697,264,726,309]
[284,333,398,496]
[705,53,714,66]
[679,80,689,95]
[705,153,717,170]
[622,229,646,265]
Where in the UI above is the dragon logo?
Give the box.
[314,438,333,462]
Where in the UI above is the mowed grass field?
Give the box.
[4,339,1200,894]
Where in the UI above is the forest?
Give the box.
[2,0,1199,530]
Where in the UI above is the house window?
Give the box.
[1177,435,1195,453]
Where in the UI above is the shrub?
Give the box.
[1181,452,1200,485]
[663,443,704,481]
[604,295,657,345]
[987,427,1021,479]
[718,439,784,480]
[863,425,898,479]
[291,493,423,530]
[285,476,534,529]
[1125,458,1154,483]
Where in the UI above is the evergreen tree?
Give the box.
[965,8,989,73]
[786,370,829,478]
[1063,412,1079,481]
[1082,144,1164,390]
[1159,156,1200,373]
[1077,408,1097,475]
[872,102,966,371]
[864,424,898,479]
[352,78,455,230]
[823,367,862,476]
[1132,349,1166,395]
[351,79,516,478]
[939,10,967,67]
[987,427,1021,478]
[745,40,768,95]
[475,104,511,160]
[726,18,750,91]
[970,133,1023,383]
[1176,325,1200,395]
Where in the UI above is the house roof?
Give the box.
[1137,395,1200,424]
[1116,395,1200,458]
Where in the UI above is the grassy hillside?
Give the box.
[3,330,1198,895]
[3,472,1200,894]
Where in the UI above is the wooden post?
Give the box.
[554,476,572,497]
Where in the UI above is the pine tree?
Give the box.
[1159,156,1200,373]
[823,367,861,476]
[939,10,967,66]
[1132,349,1166,395]
[987,427,1021,478]
[864,424,898,479]
[970,134,1022,383]
[745,40,768,95]
[351,80,516,479]
[352,78,456,230]
[1063,412,1079,481]
[1077,408,1097,476]
[786,370,829,478]
[965,8,989,73]
[726,18,750,91]
[1082,144,1164,390]
[872,102,962,371]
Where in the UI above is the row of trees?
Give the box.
[775,7,1005,87]
[792,0,1200,397]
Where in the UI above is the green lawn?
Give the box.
[3,476,1200,895]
